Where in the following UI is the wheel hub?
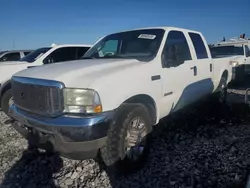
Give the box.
[124,117,147,161]
[8,97,14,106]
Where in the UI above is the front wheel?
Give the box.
[214,77,228,104]
[1,89,13,116]
[100,104,153,174]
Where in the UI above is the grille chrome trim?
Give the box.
[11,76,65,117]
[12,76,65,88]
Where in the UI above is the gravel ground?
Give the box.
[1,89,250,187]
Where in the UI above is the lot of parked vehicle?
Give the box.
[0,26,250,187]
[7,26,236,174]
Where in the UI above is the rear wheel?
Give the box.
[100,104,152,174]
[1,89,13,116]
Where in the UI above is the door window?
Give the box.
[0,52,21,61]
[43,47,77,64]
[188,33,208,59]
[162,31,192,68]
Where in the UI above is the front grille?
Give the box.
[11,77,64,117]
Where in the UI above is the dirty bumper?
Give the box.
[9,104,114,160]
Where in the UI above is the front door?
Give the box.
[159,30,198,118]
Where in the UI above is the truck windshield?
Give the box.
[210,45,244,58]
[83,29,165,60]
[20,47,51,63]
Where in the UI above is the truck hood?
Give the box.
[13,58,144,88]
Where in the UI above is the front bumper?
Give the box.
[9,104,115,160]
[231,65,245,82]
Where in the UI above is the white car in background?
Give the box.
[0,44,92,115]
[0,50,33,62]
[210,38,250,84]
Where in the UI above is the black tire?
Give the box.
[100,103,153,174]
[1,89,13,116]
[213,76,227,104]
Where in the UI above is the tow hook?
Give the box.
[39,133,51,144]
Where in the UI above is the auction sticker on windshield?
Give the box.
[138,34,156,39]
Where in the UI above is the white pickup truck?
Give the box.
[210,39,250,84]
[0,44,92,115]
[9,27,233,173]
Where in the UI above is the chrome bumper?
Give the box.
[9,104,115,160]
[231,65,245,82]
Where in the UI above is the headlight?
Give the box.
[229,60,239,67]
[63,88,102,113]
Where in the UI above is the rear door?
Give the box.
[187,32,214,94]
[160,30,198,115]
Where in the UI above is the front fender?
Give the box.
[0,79,11,98]
[0,79,11,108]
[96,79,162,123]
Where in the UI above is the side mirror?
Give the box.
[43,58,49,64]
[43,58,53,64]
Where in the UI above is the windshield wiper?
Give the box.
[81,57,96,59]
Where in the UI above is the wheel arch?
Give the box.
[121,94,158,125]
[0,80,11,107]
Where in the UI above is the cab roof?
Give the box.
[112,26,202,35]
